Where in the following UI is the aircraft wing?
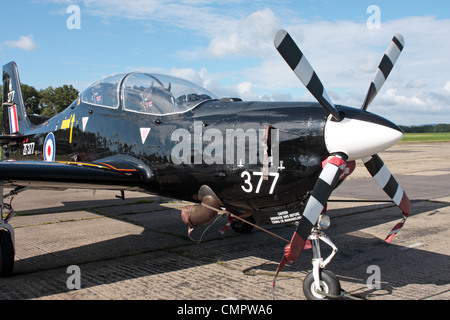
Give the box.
[0,135,29,145]
[0,155,155,191]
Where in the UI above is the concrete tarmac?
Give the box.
[0,142,449,300]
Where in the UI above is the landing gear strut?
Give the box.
[0,186,26,277]
[302,222,341,300]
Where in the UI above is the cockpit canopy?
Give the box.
[81,72,218,115]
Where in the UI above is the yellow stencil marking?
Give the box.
[61,114,76,143]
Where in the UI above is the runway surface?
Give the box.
[1,142,449,300]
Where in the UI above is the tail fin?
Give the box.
[2,61,33,135]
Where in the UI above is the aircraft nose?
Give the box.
[324,109,403,161]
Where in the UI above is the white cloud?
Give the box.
[236,81,259,101]
[445,81,450,93]
[170,67,205,86]
[166,67,238,98]
[70,0,237,37]
[151,12,450,125]
[223,15,450,125]
[206,8,281,59]
[2,34,37,51]
[35,1,450,125]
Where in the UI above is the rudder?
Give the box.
[2,61,32,135]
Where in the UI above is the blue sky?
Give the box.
[1,0,450,125]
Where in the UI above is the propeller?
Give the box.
[273,30,410,275]
[362,33,405,111]
[363,154,410,243]
[274,30,343,122]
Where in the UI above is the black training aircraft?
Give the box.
[0,30,409,299]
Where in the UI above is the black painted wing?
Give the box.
[0,155,154,192]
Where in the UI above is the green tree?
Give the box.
[39,85,79,116]
[38,86,56,116]
[433,124,450,133]
[53,85,79,113]
[400,124,450,133]
[21,84,40,115]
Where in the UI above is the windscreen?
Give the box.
[81,73,125,108]
[123,73,218,115]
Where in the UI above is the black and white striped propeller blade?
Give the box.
[274,29,343,122]
[363,154,410,243]
[361,33,405,111]
[274,155,347,287]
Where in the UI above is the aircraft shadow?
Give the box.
[1,196,449,300]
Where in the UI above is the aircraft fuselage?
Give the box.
[3,98,330,220]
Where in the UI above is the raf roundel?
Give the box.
[43,132,56,161]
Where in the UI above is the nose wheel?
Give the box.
[303,269,341,300]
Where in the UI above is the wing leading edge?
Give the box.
[0,155,155,192]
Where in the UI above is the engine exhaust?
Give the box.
[181,185,223,229]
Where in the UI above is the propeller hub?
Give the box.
[324,108,403,161]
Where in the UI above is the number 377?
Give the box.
[241,170,280,194]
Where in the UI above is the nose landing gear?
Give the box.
[302,225,341,300]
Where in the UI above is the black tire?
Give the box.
[230,215,255,234]
[0,229,14,277]
[303,269,341,300]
